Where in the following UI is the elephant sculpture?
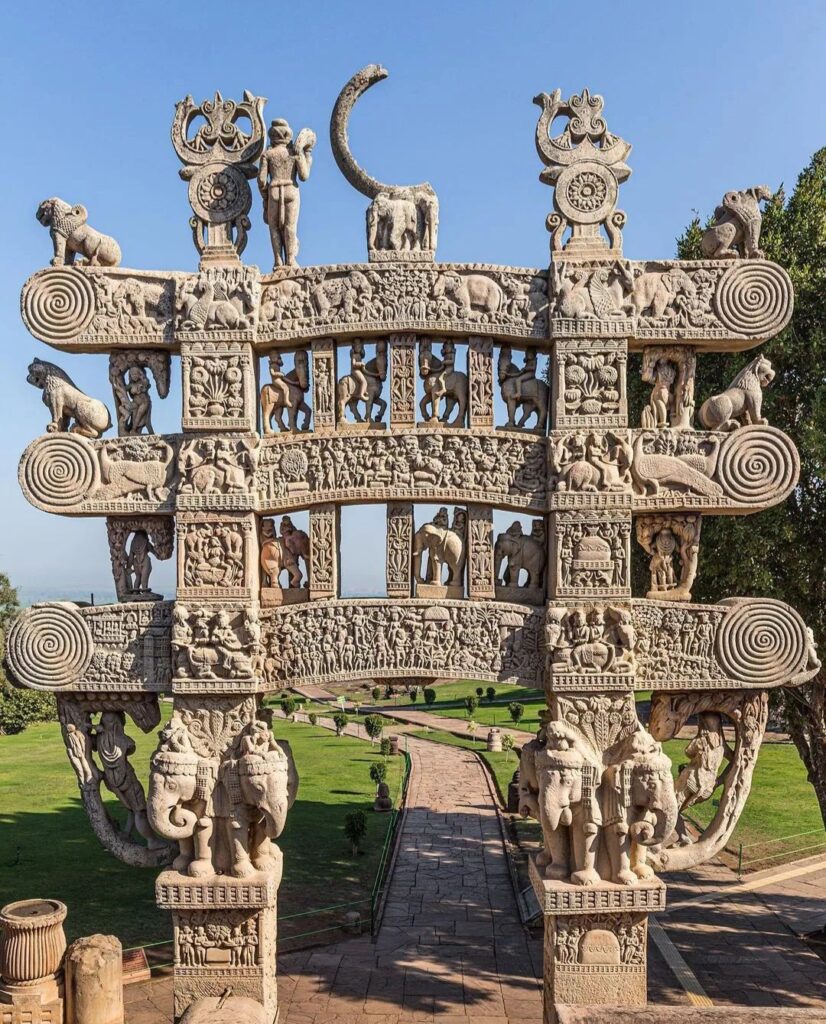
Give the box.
[412,507,466,589]
[524,722,602,884]
[260,351,312,433]
[494,521,546,589]
[367,192,418,252]
[147,717,299,879]
[601,730,679,885]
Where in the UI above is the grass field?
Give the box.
[0,719,405,947]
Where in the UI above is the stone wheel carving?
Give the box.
[188,163,251,224]
[21,268,96,342]
[716,599,809,687]
[713,262,793,338]
[554,162,617,225]
[717,425,799,507]
[20,435,100,510]
[6,604,93,691]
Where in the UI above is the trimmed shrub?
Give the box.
[333,712,348,736]
[0,687,58,736]
[408,686,419,704]
[369,761,387,786]
[485,686,496,703]
[464,695,479,716]
[372,686,382,701]
[475,687,484,697]
[508,701,525,724]
[379,737,393,757]
[364,714,384,743]
[423,687,437,705]
[280,696,297,718]
[308,712,318,726]
[343,811,367,855]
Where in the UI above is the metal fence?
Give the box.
[736,828,826,878]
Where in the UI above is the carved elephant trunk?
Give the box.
[147,750,209,841]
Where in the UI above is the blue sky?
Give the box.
[1,0,824,601]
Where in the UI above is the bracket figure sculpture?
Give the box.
[4,70,818,1024]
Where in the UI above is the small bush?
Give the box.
[409,686,419,704]
[501,733,515,759]
[344,811,367,855]
[0,687,58,735]
[372,686,382,701]
[333,712,348,736]
[364,714,384,743]
[369,761,387,786]
[280,696,297,718]
[379,737,393,757]
[308,712,318,726]
[475,686,484,697]
[423,687,437,705]
[485,686,496,703]
[464,695,479,716]
[508,701,525,724]
[384,684,395,699]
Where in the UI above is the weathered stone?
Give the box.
[64,934,123,1024]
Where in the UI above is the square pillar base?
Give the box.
[529,856,666,1024]
[0,985,62,1024]
[156,869,279,1024]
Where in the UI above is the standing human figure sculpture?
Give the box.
[258,119,316,268]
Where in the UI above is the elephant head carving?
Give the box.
[147,748,217,878]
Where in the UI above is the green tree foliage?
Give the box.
[363,714,384,744]
[0,573,57,735]
[464,695,479,717]
[307,712,318,726]
[673,152,826,821]
[379,737,393,757]
[408,686,419,704]
[343,810,367,855]
[423,687,437,705]
[501,733,515,760]
[371,686,382,701]
[280,696,297,718]
[485,686,497,703]
[369,761,387,786]
[475,686,484,697]
[333,712,348,736]
[508,702,525,725]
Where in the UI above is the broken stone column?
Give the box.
[65,934,123,1024]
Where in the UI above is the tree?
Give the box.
[485,686,497,703]
[379,736,393,757]
[501,733,515,761]
[673,151,826,823]
[364,714,384,745]
[423,687,437,705]
[0,573,57,735]
[333,712,348,737]
[508,702,525,725]
[308,712,318,726]
[464,695,479,717]
[372,686,382,701]
[343,811,367,855]
[280,696,297,718]
[369,761,387,787]
[475,686,484,697]
[408,686,419,704]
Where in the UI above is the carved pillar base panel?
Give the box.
[529,859,664,1024]
[156,870,278,1024]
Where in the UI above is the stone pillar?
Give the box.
[386,503,413,598]
[311,338,336,432]
[466,504,495,599]
[309,503,338,599]
[65,934,123,1024]
[530,858,663,1024]
[389,334,417,428]
[0,898,67,1020]
[468,336,495,430]
[156,870,277,1023]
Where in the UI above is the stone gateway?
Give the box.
[3,66,817,1024]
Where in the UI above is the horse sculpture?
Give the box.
[260,351,312,434]
[336,340,388,424]
[419,341,468,426]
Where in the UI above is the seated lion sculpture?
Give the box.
[36,197,122,267]
[27,358,111,438]
[698,354,775,432]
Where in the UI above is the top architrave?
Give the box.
[20,256,793,353]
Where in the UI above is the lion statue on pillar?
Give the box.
[36,197,122,267]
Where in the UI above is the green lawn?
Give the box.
[0,719,405,947]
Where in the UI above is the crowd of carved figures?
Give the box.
[7,68,819,1024]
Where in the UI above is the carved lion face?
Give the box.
[756,356,775,387]
[35,198,71,226]
[26,359,48,390]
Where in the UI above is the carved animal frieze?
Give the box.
[177,267,259,340]
[172,605,263,685]
[698,354,775,431]
[257,263,548,343]
[178,437,258,510]
[5,601,173,693]
[259,599,544,688]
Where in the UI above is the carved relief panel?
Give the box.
[466,504,495,600]
[177,512,257,601]
[386,503,413,598]
[468,337,495,430]
[308,504,338,599]
[552,338,627,429]
[551,512,631,599]
[389,334,417,428]
[182,341,257,433]
[310,339,336,432]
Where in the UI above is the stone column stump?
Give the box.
[65,934,123,1024]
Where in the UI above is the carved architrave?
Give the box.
[181,340,258,433]
[177,512,257,601]
[389,334,417,428]
[310,339,336,432]
[466,504,494,600]
[468,337,495,430]
[309,504,338,599]
[106,516,174,601]
[553,338,627,429]
[386,503,413,598]
[551,512,630,599]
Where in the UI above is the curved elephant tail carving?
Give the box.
[330,64,435,200]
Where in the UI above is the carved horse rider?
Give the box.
[336,340,388,423]
[419,341,468,426]
[260,351,312,433]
